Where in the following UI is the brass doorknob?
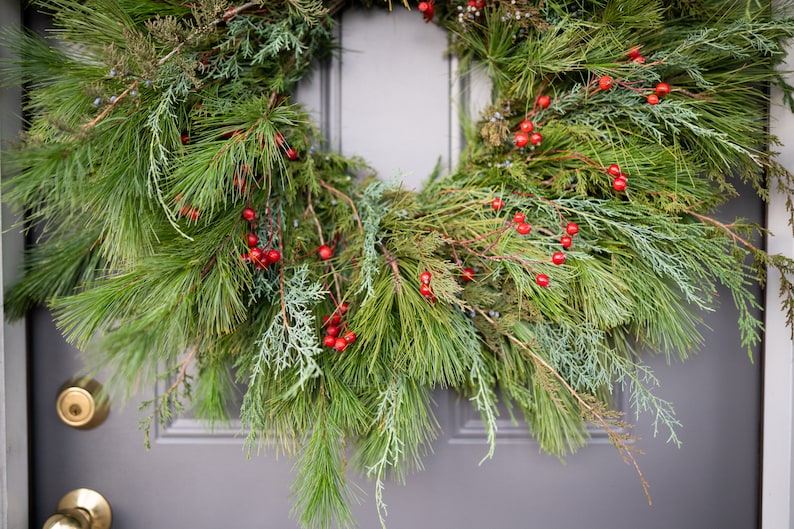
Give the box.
[56,378,109,429]
[42,489,112,529]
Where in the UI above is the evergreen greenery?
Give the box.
[4,0,794,527]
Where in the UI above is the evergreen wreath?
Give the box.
[5,0,794,527]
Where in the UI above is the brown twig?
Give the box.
[81,80,139,131]
[688,211,759,252]
[320,180,364,235]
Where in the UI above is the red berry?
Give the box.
[619,172,628,181]
[286,147,299,160]
[513,212,526,223]
[552,251,566,265]
[655,83,670,97]
[474,0,485,7]
[180,133,190,145]
[419,271,432,284]
[419,284,433,297]
[565,222,579,236]
[417,0,434,22]
[514,131,529,148]
[323,335,337,348]
[613,178,627,192]
[249,247,263,261]
[429,295,438,304]
[461,267,475,282]
[536,95,551,109]
[529,132,543,146]
[519,120,534,133]
[561,235,572,248]
[329,313,342,326]
[338,302,349,315]
[246,233,259,247]
[598,75,614,90]
[516,222,532,235]
[627,46,641,60]
[275,132,286,147]
[318,244,333,260]
[343,331,357,344]
[242,207,256,221]
[334,338,347,352]
[632,55,646,64]
[647,93,659,105]
[326,325,341,338]
[608,164,621,177]
[536,274,550,287]
[266,249,281,264]
[491,197,504,211]
[187,208,200,221]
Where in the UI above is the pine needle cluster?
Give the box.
[3,0,794,527]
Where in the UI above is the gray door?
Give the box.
[29,7,761,529]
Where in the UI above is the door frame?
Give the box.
[2,4,794,528]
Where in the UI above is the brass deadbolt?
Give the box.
[42,488,112,529]
[56,378,109,430]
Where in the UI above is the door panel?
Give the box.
[31,7,760,529]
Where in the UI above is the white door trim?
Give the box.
[762,48,794,529]
[1,1,28,527]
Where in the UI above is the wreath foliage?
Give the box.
[5,0,794,527]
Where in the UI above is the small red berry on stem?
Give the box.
[491,197,504,211]
[242,207,256,221]
[519,120,534,133]
[338,302,349,315]
[266,249,281,264]
[323,335,337,348]
[613,178,627,192]
[598,75,614,90]
[333,338,348,352]
[552,251,566,265]
[516,222,532,235]
[318,244,333,260]
[419,284,433,297]
[536,95,551,109]
[246,233,259,247]
[513,212,526,223]
[419,271,432,284]
[417,0,434,22]
[655,83,670,97]
[344,331,357,344]
[514,131,529,148]
[326,325,341,338]
[561,235,572,249]
[461,267,475,282]
[286,147,299,161]
[647,93,659,105]
[565,222,579,236]
[275,132,286,147]
[536,274,550,287]
[627,46,641,60]
[608,164,621,177]
[530,132,543,146]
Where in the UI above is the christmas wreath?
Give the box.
[5,0,794,527]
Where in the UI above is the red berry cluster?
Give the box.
[607,163,628,192]
[512,95,552,149]
[513,210,532,235]
[240,207,281,269]
[419,270,438,303]
[320,303,356,352]
[646,82,670,105]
